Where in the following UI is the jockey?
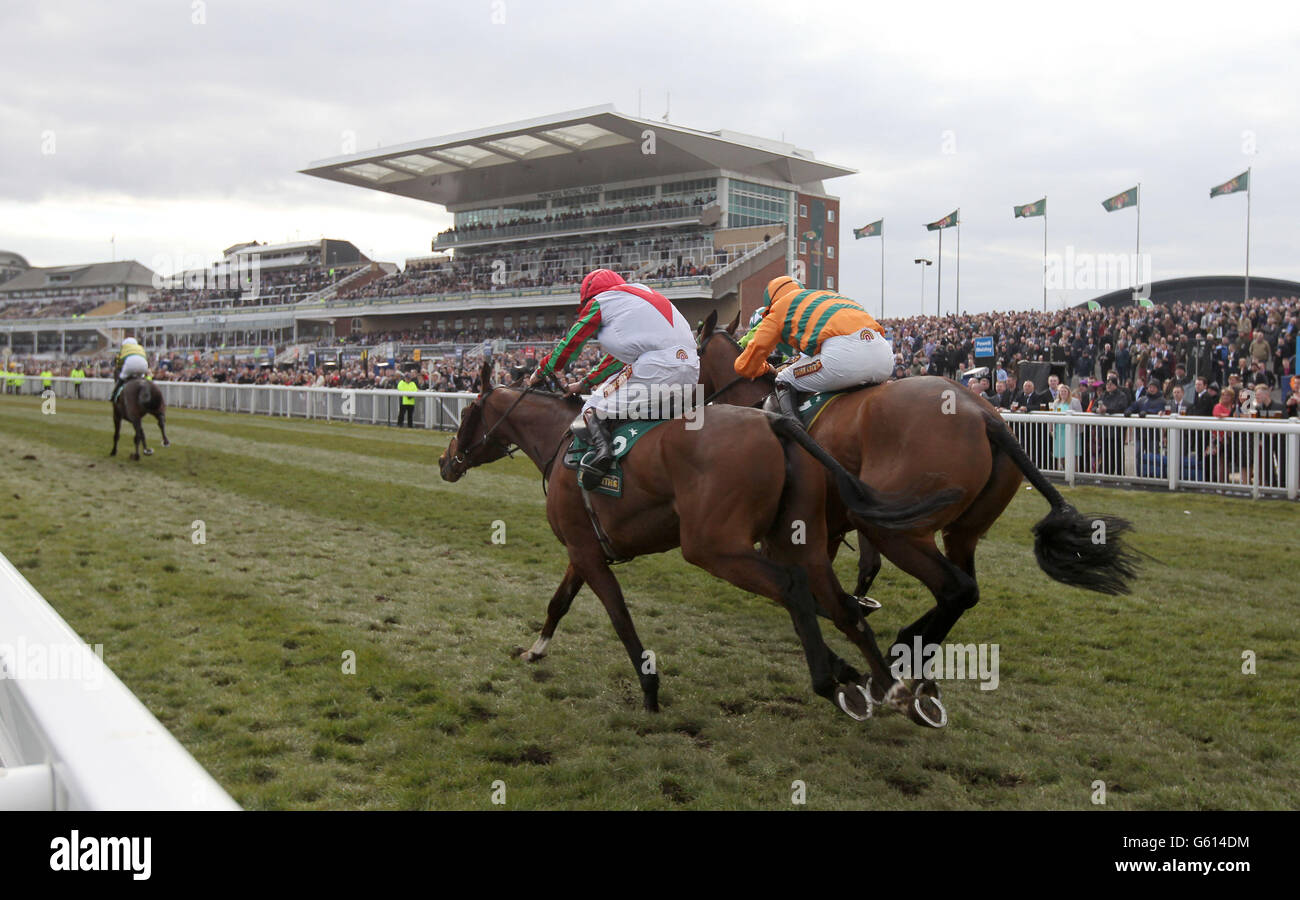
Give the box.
[528,268,699,489]
[111,337,149,401]
[738,305,796,361]
[734,276,892,422]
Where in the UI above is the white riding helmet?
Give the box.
[123,336,140,347]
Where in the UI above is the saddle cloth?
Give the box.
[562,418,672,497]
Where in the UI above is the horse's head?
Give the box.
[438,361,514,482]
[697,312,773,408]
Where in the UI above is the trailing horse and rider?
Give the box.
[109,337,171,461]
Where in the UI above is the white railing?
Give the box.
[0,552,239,810]
[1000,410,1300,500]
[709,234,785,282]
[10,379,1297,498]
[19,377,478,432]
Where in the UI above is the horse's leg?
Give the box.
[873,532,978,661]
[680,540,839,708]
[111,407,121,456]
[156,410,171,448]
[520,562,583,662]
[131,414,149,459]
[572,552,660,712]
[853,533,882,600]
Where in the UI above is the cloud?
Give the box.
[2,0,1298,315]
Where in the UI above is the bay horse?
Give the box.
[696,312,1140,685]
[112,377,170,461]
[438,361,958,724]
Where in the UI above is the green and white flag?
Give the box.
[1014,198,1046,218]
[802,230,818,241]
[1138,298,1154,309]
[1101,187,1138,211]
[853,219,883,239]
[1087,300,1101,311]
[925,210,959,231]
[1210,171,1249,198]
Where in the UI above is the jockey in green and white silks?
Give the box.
[111,337,149,401]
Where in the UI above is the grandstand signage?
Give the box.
[974,336,995,359]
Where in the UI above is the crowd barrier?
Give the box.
[9,377,1298,499]
[0,551,239,810]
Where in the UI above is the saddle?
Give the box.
[765,383,874,429]
[562,419,671,496]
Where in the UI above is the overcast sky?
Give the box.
[3,0,1297,318]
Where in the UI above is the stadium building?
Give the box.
[298,104,855,341]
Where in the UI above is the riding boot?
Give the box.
[111,377,124,403]
[774,383,804,428]
[579,410,615,490]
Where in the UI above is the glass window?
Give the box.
[799,242,807,254]
[799,204,807,217]
[727,179,790,228]
[827,246,835,259]
[827,276,835,290]
[827,209,835,223]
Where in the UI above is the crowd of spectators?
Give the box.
[435,194,717,242]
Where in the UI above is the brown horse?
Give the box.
[112,377,170,461]
[697,313,1139,679]
[438,361,956,724]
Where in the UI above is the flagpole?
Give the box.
[880,229,885,320]
[1245,167,1251,304]
[1135,182,1141,292]
[956,212,961,315]
[937,228,943,318]
[1043,200,1048,312]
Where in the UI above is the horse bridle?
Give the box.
[698,329,774,407]
[450,383,531,468]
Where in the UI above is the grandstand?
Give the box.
[298,104,853,342]
[0,259,157,355]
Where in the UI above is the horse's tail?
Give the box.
[769,413,961,532]
[981,409,1139,595]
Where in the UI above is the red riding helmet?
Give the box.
[580,268,625,304]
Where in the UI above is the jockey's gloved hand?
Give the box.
[565,381,586,397]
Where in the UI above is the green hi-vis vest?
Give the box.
[70,368,85,382]
[41,371,53,387]
[397,379,418,405]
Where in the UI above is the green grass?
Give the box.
[1,393,1296,810]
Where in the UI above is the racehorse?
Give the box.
[438,361,959,724]
[696,312,1140,678]
[111,377,170,461]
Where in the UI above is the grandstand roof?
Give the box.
[0,251,30,269]
[1087,275,1300,310]
[300,105,856,208]
[0,260,156,295]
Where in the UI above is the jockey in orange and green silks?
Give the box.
[735,276,894,422]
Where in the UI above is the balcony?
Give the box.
[433,201,719,249]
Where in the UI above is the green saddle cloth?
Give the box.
[563,418,672,497]
[793,383,871,428]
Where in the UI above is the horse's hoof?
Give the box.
[130,454,139,461]
[162,441,171,448]
[908,690,948,729]
[835,683,873,721]
[143,448,153,456]
[856,595,881,615]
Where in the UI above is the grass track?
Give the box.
[1,394,1296,809]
